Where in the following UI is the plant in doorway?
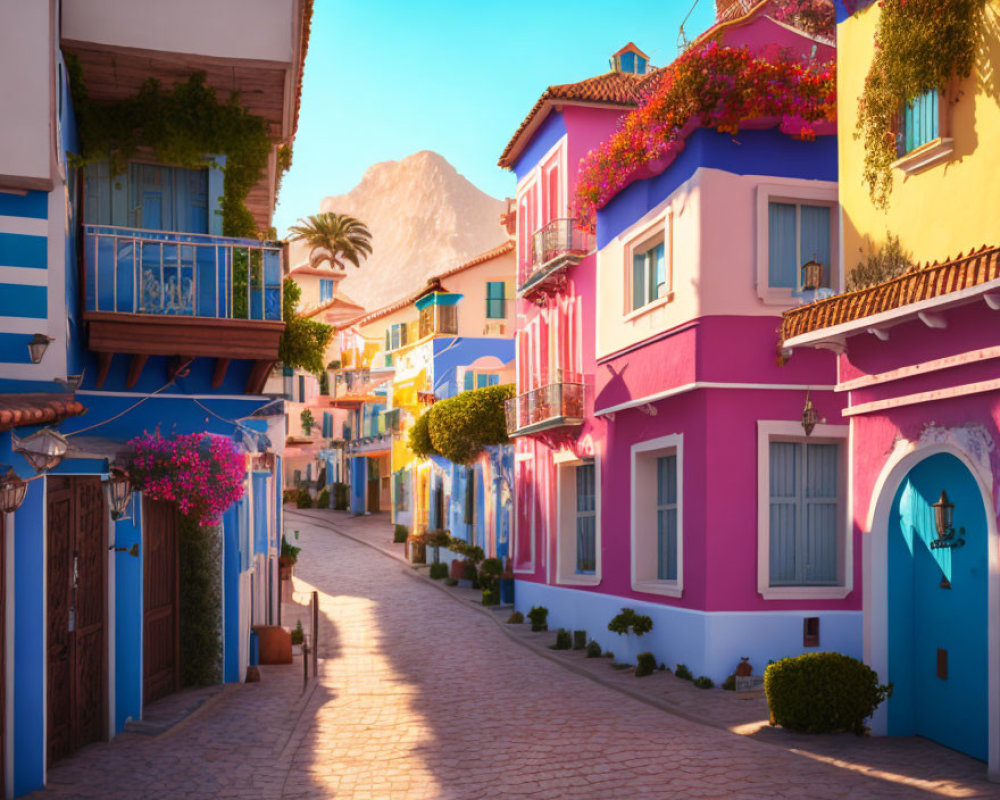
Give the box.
[291,620,304,646]
[178,514,223,686]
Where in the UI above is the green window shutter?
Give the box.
[464,371,474,391]
[486,281,506,319]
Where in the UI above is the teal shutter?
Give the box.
[486,281,506,319]
[902,90,938,155]
[476,373,489,389]
[487,374,499,386]
[464,371,474,391]
[632,253,645,310]
[322,412,333,438]
[768,202,798,288]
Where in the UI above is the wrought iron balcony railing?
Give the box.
[505,374,586,436]
[519,218,593,295]
[84,224,283,321]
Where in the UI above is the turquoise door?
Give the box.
[888,453,988,761]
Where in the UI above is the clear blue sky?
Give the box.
[272,0,717,236]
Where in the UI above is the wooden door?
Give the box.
[143,499,179,705]
[47,476,107,766]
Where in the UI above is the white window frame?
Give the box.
[623,211,673,320]
[555,451,601,586]
[630,434,683,597]
[755,182,839,306]
[756,420,851,600]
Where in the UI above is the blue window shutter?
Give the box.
[486,281,505,319]
[298,375,305,402]
[903,90,938,155]
[768,202,798,288]
[464,372,474,391]
[488,374,499,386]
[476,373,489,389]
[575,463,596,573]
[320,279,333,303]
[769,442,800,585]
[656,455,678,581]
[799,205,831,285]
[632,253,645,310]
[805,443,838,583]
[322,412,332,438]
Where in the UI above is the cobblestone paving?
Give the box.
[34,512,1000,799]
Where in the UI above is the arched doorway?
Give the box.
[886,452,988,761]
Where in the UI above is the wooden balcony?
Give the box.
[82,225,284,392]
[519,219,593,303]
[505,374,586,436]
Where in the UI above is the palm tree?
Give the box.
[288,213,373,270]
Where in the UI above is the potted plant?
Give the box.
[290,620,304,655]
[279,536,301,581]
[500,557,515,604]
[424,529,451,564]
[479,557,503,606]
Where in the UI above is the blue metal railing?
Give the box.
[84,224,283,321]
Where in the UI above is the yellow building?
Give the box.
[838,0,1000,266]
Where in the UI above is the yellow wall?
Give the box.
[839,1,1000,265]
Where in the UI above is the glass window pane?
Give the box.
[576,514,596,573]
[799,205,831,285]
[805,501,838,583]
[657,507,677,581]
[768,202,798,288]
[576,464,595,512]
[806,443,838,499]
[657,455,677,505]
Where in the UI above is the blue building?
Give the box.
[0,3,310,795]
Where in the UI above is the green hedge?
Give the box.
[407,411,437,458]
[765,653,892,734]
[426,384,515,464]
[393,524,409,543]
[178,515,222,686]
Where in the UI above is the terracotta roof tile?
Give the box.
[337,240,515,330]
[781,245,1000,343]
[498,72,645,169]
[0,394,86,433]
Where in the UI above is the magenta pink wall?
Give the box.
[841,302,1000,542]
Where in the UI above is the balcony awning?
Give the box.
[415,291,463,310]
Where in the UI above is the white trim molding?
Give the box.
[630,434,683,598]
[596,381,836,417]
[757,420,851,600]
[554,452,601,587]
[755,180,840,305]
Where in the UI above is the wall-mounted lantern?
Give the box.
[801,259,824,292]
[930,490,966,550]
[105,468,132,520]
[0,468,28,514]
[28,333,54,364]
[12,427,68,472]
[801,392,819,436]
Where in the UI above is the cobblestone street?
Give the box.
[32,511,1000,799]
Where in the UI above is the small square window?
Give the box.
[767,201,832,291]
[898,90,939,157]
[319,278,334,303]
[630,238,667,311]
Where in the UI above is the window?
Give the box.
[486,281,507,319]
[322,411,333,438]
[899,89,939,156]
[768,201,831,291]
[631,435,682,596]
[757,421,850,600]
[575,463,596,574]
[463,370,500,391]
[394,470,409,512]
[386,323,408,351]
[768,441,839,586]
[556,455,601,585]
[631,239,666,311]
[656,455,678,581]
[319,279,334,303]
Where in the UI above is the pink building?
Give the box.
[504,5,856,681]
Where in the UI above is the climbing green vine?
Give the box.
[66,55,272,238]
[856,0,986,208]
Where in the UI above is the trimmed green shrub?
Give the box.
[316,488,330,508]
[281,537,301,563]
[694,676,714,689]
[636,652,656,677]
[765,653,892,735]
[674,664,693,681]
[424,529,451,548]
[425,384,515,464]
[429,563,448,580]
[608,608,653,636]
[527,605,549,632]
[462,561,478,585]
[333,482,349,510]
[393,524,409,543]
[551,629,572,650]
[586,640,602,658]
[290,620,304,645]
[481,589,499,606]
[722,674,737,691]
[407,411,437,458]
[282,488,297,505]
[507,611,524,624]
[296,489,312,508]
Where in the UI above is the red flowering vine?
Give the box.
[128,432,246,526]
[574,42,836,231]
[773,0,836,38]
